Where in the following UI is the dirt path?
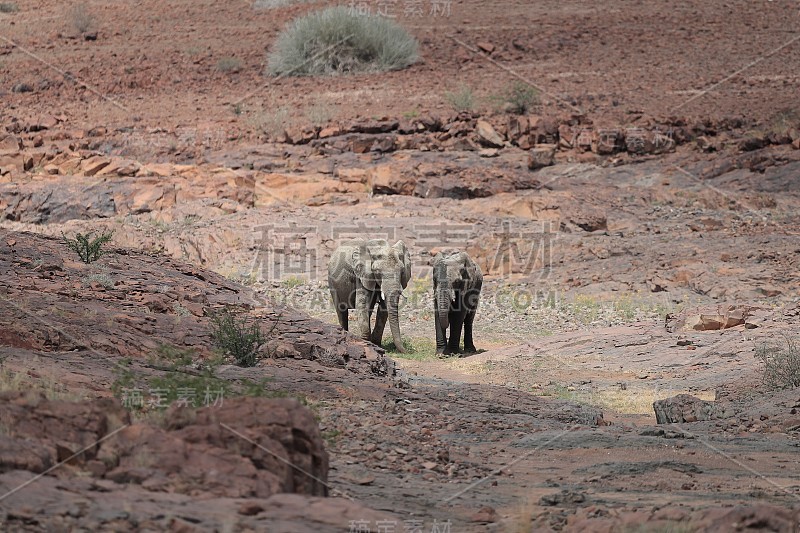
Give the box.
[328,315,800,531]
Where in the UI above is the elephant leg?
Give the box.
[371,293,388,346]
[435,307,447,354]
[463,310,477,353]
[355,285,372,341]
[447,310,465,354]
[336,308,349,331]
[331,290,347,330]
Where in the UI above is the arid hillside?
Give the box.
[1,0,799,531]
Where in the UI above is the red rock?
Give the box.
[471,505,498,523]
[96,158,140,177]
[0,154,24,172]
[80,155,112,177]
[318,126,343,138]
[528,144,556,170]
[593,128,623,154]
[558,124,576,149]
[44,164,60,175]
[351,136,372,153]
[370,165,416,195]
[475,120,505,148]
[336,168,369,184]
[476,41,495,54]
[0,135,23,154]
[33,115,61,130]
[653,394,719,424]
[238,502,265,516]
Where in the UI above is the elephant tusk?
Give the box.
[381,291,385,302]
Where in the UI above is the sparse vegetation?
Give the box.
[249,106,291,138]
[0,356,84,401]
[173,302,192,317]
[63,230,114,263]
[281,275,306,289]
[267,6,419,76]
[81,272,114,288]
[756,335,800,389]
[69,3,95,34]
[444,84,475,113]
[110,347,297,415]
[620,523,696,533]
[766,108,800,139]
[209,307,267,367]
[383,337,438,361]
[216,56,243,73]
[565,293,672,325]
[0,3,18,13]
[539,383,716,415]
[503,80,539,115]
[305,101,335,126]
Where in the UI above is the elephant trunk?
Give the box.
[436,283,451,331]
[384,281,405,353]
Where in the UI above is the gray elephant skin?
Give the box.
[433,250,483,355]
[328,239,411,353]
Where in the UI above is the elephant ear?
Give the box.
[465,255,483,289]
[351,241,373,279]
[393,240,412,289]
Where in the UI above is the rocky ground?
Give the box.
[2,0,800,531]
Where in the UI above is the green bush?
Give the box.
[504,80,539,115]
[0,3,18,13]
[110,348,284,413]
[210,307,266,367]
[63,230,113,263]
[267,6,419,76]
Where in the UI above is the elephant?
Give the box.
[328,239,411,352]
[433,250,483,355]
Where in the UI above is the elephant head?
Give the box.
[433,250,480,332]
[352,239,411,351]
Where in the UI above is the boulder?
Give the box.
[527,144,557,170]
[96,158,140,177]
[476,41,495,54]
[100,397,328,498]
[653,394,720,424]
[475,120,505,148]
[80,155,112,177]
[593,128,623,154]
[670,305,760,331]
[558,124,576,149]
[370,165,416,195]
[0,391,131,471]
[350,136,373,154]
[0,135,23,154]
[336,168,370,184]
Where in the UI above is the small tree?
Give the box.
[63,230,113,263]
[210,307,266,368]
[504,81,539,115]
